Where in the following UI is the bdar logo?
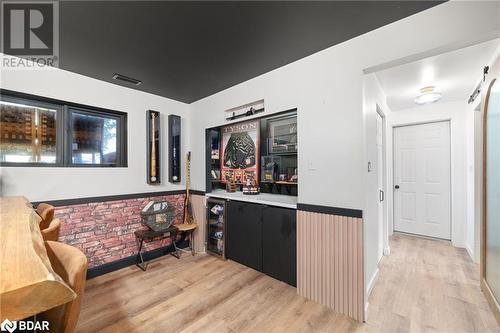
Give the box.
[0,319,17,333]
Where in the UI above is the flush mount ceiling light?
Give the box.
[414,86,442,105]
[112,73,142,85]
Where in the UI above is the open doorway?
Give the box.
[373,38,499,253]
[362,37,500,329]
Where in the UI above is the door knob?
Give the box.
[395,185,400,189]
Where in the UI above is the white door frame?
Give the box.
[390,119,453,242]
[376,105,390,256]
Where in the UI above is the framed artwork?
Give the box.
[220,120,259,183]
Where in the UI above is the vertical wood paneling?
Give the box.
[191,194,206,253]
[297,210,364,322]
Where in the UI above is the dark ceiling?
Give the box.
[56,1,445,103]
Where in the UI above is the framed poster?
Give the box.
[220,120,259,184]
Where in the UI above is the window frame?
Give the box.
[0,94,64,167]
[0,89,128,168]
[66,106,127,167]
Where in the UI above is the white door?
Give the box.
[393,121,451,239]
[376,112,384,258]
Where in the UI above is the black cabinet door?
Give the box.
[226,201,263,272]
[262,206,297,286]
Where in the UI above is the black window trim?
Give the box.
[0,89,128,168]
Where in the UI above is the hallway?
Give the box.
[364,234,499,332]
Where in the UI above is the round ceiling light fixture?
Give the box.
[414,86,442,105]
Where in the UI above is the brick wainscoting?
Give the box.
[55,194,185,268]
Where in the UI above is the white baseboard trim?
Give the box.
[364,268,385,322]
[383,245,391,256]
[364,268,380,321]
[366,268,380,299]
[465,243,475,263]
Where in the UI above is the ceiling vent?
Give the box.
[112,73,142,86]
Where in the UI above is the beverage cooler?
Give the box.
[206,198,226,258]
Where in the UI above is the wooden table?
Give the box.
[0,196,76,321]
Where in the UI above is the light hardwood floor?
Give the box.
[76,234,500,333]
[362,233,499,333]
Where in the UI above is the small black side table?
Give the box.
[134,226,179,271]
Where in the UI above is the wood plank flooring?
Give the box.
[361,233,500,333]
[77,234,500,333]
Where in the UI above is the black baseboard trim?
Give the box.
[86,240,188,279]
[32,190,205,207]
[297,203,363,218]
[190,190,206,196]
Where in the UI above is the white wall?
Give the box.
[187,3,499,313]
[466,99,481,262]
[189,1,500,210]
[362,73,391,299]
[189,48,367,209]
[0,54,190,202]
[386,101,469,248]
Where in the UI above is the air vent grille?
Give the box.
[112,73,142,85]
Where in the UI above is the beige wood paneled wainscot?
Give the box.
[191,194,207,253]
[297,210,364,322]
[0,196,76,321]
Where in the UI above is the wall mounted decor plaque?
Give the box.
[168,114,181,183]
[147,110,160,184]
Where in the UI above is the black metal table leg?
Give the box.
[170,229,181,259]
[136,238,147,271]
[134,226,181,272]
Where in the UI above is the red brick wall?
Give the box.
[55,194,185,268]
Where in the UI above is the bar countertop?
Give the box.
[205,189,297,209]
[0,196,76,321]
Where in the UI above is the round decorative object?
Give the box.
[173,175,178,181]
[151,176,157,182]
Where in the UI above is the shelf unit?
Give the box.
[206,198,226,258]
[205,108,298,197]
[259,111,298,196]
